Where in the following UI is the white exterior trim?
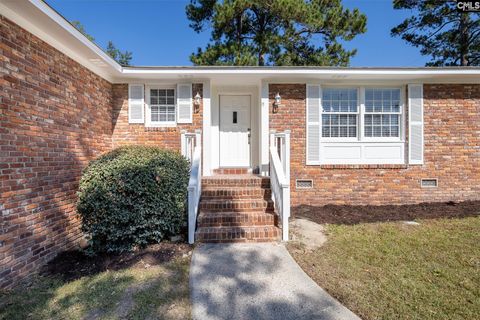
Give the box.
[306,85,407,165]
[122,68,480,76]
[145,84,177,127]
[306,84,321,165]
[210,85,260,173]
[408,84,424,165]
[319,142,405,165]
[128,84,145,124]
[202,81,211,176]
[260,81,270,175]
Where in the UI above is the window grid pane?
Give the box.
[321,88,358,138]
[364,114,400,137]
[322,88,358,113]
[364,88,401,138]
[365,88,401,113]
[150,89,175,123]
[322,114,357,138]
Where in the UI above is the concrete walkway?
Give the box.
[190,243,360,320]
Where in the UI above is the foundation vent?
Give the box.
[421,178,438,188]
[296,179,313,189]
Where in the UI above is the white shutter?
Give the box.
[177,83,192,123]
[128,84,144,123]
[408,84,424,164]
[306,84,321,164]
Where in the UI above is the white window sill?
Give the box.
[320,139,405,143]
[145,122,177,128]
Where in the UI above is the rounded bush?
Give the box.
[77,145,190,254]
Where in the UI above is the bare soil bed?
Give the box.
[293,200,480,225]
[40,242,192,282]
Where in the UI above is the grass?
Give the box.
[288,216,480,320]
[0,254,191,320]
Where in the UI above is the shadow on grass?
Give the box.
[1,272,135,320]
[293,200,480,225]
[0,249,191,320]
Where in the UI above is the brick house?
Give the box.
[1,0,480,288]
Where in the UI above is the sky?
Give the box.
[47,0,430,67]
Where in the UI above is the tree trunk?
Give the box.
[257,12,265,66]
[459,12,470,66]
[236,13,242,64]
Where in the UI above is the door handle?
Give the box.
[248,128,251,144]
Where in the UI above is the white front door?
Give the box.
[219,95,251,167]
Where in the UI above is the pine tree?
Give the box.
[391,0,480,66]
[106,41,133,66]
[186,0,367,66]
[71,20,95,42]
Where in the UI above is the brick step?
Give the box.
[201,187,271,200]
[213,168,251,175]
[195,226,280,243]
[199,199,274,212]
[197,211,278,227]
[202,175,270,188]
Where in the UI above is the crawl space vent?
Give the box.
[296,179,313,189]
[421,179,438,188]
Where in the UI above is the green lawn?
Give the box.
[288,216,480,320]
[0,253,191,320]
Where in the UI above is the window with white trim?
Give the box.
[364,88,401,138]
[149,88,176,124]
[308,85,407,165]
[320,87,403,141]
[321,88,358,138]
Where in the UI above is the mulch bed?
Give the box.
[293,200,480,225]
[40,242,192,282]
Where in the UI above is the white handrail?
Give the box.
[269,130,291,241]
[188,145,202,244]
[183,130,202,244]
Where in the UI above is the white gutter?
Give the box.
[122,68,480,76]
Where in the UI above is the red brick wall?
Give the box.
[269,83,480,210]
[0,16,113,288]
[112,84,203,150]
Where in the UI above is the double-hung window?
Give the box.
[320,87,403,141]
[148,88,176,125]
[311,85,405,165]
[321,88,358,139]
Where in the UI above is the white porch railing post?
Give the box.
[282,130,291,241]
[195,129,201,148]
[284,130,290,182]
[187,131,202,244]
[180,130,186,158]
[188,186,195,244]
[269,129,291,242]
[269,130,276,149]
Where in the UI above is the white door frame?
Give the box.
[219,94,252,168]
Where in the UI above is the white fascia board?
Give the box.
[122,67,480,76]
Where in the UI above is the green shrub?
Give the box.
[77,146,190,254]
